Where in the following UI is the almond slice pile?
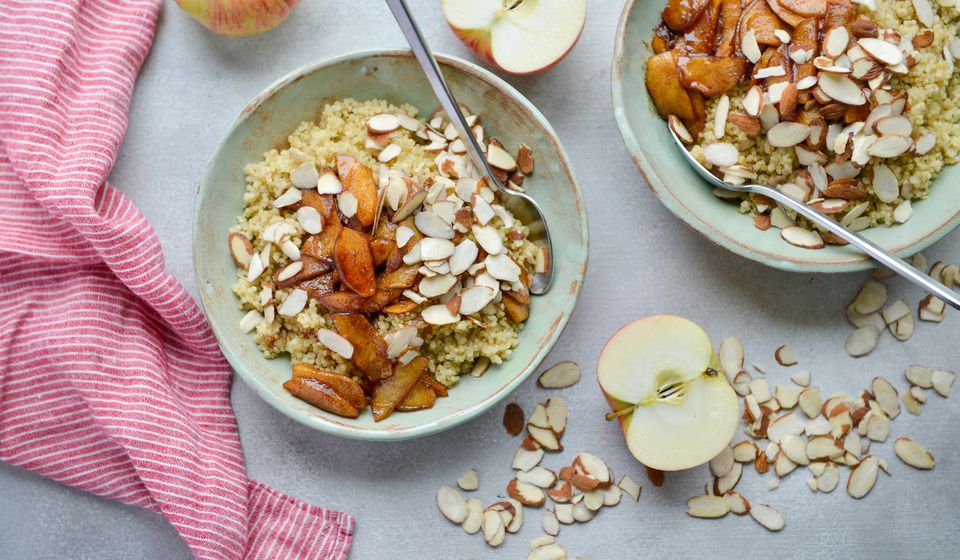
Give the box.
[687,333,952,531]
[436,394,639,555]
[843,256,956,357]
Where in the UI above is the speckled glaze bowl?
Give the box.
[612,0,960,272]
[194,50,588,441]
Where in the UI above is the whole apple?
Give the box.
[175,0,300,36]
[441,0,587,75]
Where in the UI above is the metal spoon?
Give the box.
[385,0,554,295]
[668,128,960,310]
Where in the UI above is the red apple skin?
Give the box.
[445,18,586,76]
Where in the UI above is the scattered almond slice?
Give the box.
[458,469,480,492]
[853,280,887,314]
[512,446,544,472]
[482,509,506,547]
[893,437,935,469]
[437,486,469,523]
[932,370,956,397]
[618,475,641,501]
[774,345,798,366]
[847,455,879,498]
[462,498,483,534]
[516,467,557,488]
[791,370,811,387]
[845,326,880,357]
[749,504,785,531]
[703,143,740,167]
[668,115,694,144]
[546,397,568,436]
[538,361,581,389]
[781,226,824,249]
[541,509,559,536]
[714,95,730,139]
[718,337,744,384]
[686,495,730,518]
[508,479,546,507]
[871,377,900,419]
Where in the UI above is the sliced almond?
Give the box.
[714,95,730,139]
[750,504,785,531]
[868,135,913,158]
[715,462,743,494]
[686,495,730,518]
[853,280,887,314]
[513,446,544,472]
[538,361,581,389]
[914,132,936,155]
[742,85,764,117]
[668,115,694,143]
[781,226,824,249]
[229,232,253,269]
[893,311,915,340]
[791,370,811,387]
[932,370,956,397]
[871,377,900,419]
[859,37,905,65]
[546,397,568,436]
[574,452,611,485]
[710,446,735,478]
[508,479,546,507]
[541,509,559,536]
[767,122,811,148]
[847,455,879,498]
[816,463,841,493]
[733,441,759,463]
[462,498,483,534]
[774,345,798,366]
[367,113,400,134]
[457,469,480,491]
[718,337,744,383]
[866,412,890,442]
[845,326,880,357]
[482,509,505,546]
[487,143,517,172]
[528,425,562,451]
[437,486,469,523]
[742,29,762,63]
[818,73,867,105]
[517,467,557,488]
[618,475,641,501]
[776,386,801,409]
[703,143,740,167]
[893,437,935,469]
[823,26,850,58]
[732,370,752,397]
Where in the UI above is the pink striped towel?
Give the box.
[0,1,354,558]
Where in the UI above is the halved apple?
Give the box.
[441,0,586,75]
[597,315,740,472]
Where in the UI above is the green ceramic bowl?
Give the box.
[611,0,960,272]
[194,50,588,441]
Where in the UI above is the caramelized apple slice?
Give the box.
[274,255,335,289]
[662,0,710,32]
[397,381,437,412]
[292,363,366,409]
[370,219,398,267]
[715,0,743,57]
[419,373,449,398]
[337,156,378,228]
[301,190,339,224]
[372,356,427,421]
[382,300,419,314]
[379,264,420,290]
[316,289,401,314]
[503,295,530,323]
[652,22,675,55]
[742,0,787,46]
[299,272,339,300]
[683,0,723,54]
[791,18,820,89]
[284,377,360,418]
[677,56,749,97]
[646,51,696,120]
[331,313,392,381]
[688,91,708,140]
[824,0,855,31]
[334,227,376,297]
[301,217,341,261]
[764,0,804,27]
[778,0,825,17]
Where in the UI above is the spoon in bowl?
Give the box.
[385,0,554,295]
[668,127,960,310]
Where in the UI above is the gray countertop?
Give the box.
[1,1,958,558]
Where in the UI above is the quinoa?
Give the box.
[230,98,538,387]
[692,0,959,230]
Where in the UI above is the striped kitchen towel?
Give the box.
[0,1,355,558]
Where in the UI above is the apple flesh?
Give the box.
[441,0,587,75]
[597,315,740,471]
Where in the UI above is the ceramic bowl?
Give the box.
[611,0,960,272]
[194,50,588,441]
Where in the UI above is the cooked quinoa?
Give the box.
[691,0,959,230]
[230,98,538,387]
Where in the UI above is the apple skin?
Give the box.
[597,315,740,472]
[441,0,587,76]
[175,0,299,36]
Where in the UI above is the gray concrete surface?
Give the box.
[1,1,958,558]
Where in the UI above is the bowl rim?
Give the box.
[193,48,589,441]
[610,0,960,273]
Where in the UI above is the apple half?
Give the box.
[597,315,740,471]
[440,0,587,75]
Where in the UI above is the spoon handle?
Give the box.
[754,184,960,310]
[383,0,504,191]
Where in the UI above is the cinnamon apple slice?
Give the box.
[372,356,427,421]
[292,363,366,409]
[337,155,378,227]
[331,313,392,381]
[598,316,739,471]
[284,377,360,418]
[397,381,437,412]
[334,227,376,297]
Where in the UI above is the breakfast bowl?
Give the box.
[194,49,588,441]
[612,0,960,273]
